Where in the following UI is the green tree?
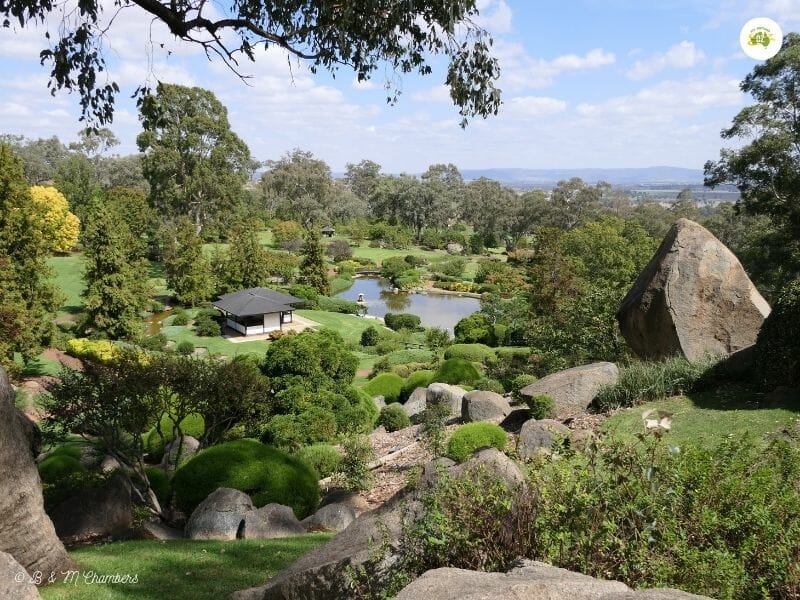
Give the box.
[0,144,61,373]
[162,217,214,305]
[81,207,152,339]
[104,187,159,259]
[260,149,335,226]
[0,135,69,183]
[137,83,252,231]
[221,226,273,293]
[549,177,605,230]
[299,229,330,296]
[344,159,382,201]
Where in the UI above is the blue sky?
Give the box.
[0,0,798,172]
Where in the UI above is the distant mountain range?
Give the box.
[458,166,705,186]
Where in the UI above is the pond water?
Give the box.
[335,277,480,333]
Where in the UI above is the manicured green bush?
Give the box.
[363,372,404,403]
[400,369,435,402]
[381,256,412,280]
[139,333,168,351]
[404,255,427,267]
[172,440,319,518]
[144,413,206,460]
[360,326,380,347]
[176,340,195,355]
[47,442,84,461]
[429,256,467,278]
[494,347,532,361]
[474,378,506,394]
[38,455,87,484]
[444,343,497,364]
[318,296,360,314]
[378,403,412,432]
[526,394,555,420]
[511,374,538,401]
[373,349,435,373]
[171,312,190,327]
[285,284,320,309]
[144,466,171,506]
[754,279,800,389]
[446,422,507,462]
[295,443,342,479]
[391,363,433,378]
[433,358,482,385]
[384,313,422,332]
[194,316,220,337]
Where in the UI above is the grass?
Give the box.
[349,241,447,265]
[39,536,331,600]
[48,254,84,314]
[295,309,379,344]
[158,310,270,358]
[602,388,800,449]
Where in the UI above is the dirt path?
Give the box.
[17,349,82,422]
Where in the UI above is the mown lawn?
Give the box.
[48,254,85,314]
[40,536,330,600]
[602,388,800,448]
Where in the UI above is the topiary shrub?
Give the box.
[474,378,506,394]
[511,374,538,401]
[433,358,482,385]
[360,326,380,347]
[446,422,507,462]
[295,443,342,479]
[194,317,220,337]
[318,297,360,314]
[378,403,412,432]
[172,439,319,518]
[139,333,168,351]
[444,343,497,364]
[363,372,404,403]
[754,279,800,389]
[373,349,435,373]
[144,466,171,506]
[526,394,555,420]
[176,340,195,355]
[400,369,435,402]
[38,455,87,484]
[171,313,190,327]
[384,313,422,332]
[144,413,205,460]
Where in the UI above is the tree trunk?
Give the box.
[0,366,75,581]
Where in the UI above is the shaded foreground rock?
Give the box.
[49,473,133,545]
[185,488,254,541]
[301,503,356,533]
[241,504,305,540]
[518,419,571,460]
[520,362,619,418]
[403,388,428,422]
[0,551,41,599]
[618,218,770,361]
[461,390,511,423]
[395,561,712,600]
[426,383,466,417]
[0,366,74,578]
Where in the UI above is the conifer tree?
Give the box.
[299,230,330,296]
[163,217,214,305]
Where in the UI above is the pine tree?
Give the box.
[222,226,272,292]
[163,217,214,305]
[0,144,61,373]
[299,230,330,296]
[81,207,152,339]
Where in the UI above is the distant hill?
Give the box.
[458,166,704,187]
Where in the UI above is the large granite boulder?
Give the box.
[403,388,428,422]
[426,383,466,417]
[160,435,200,475]
[0,366,74,579]
[518,419,571,460]
[301,503,356,533]
[318,489,369,517]
[395,561,711,599]
[49,472,133,545]
[449,448,525,490]
[618,218,770,361]
[519,362,619,418]
[461,391,512,423]
[241,504,306,540]
[0,551,41,599]
[185,488,254,541]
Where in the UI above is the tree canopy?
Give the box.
[3,0,500,127]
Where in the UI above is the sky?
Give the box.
[0,0,799,173]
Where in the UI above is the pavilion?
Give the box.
[212,287,305,336]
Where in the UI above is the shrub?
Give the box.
[404,255,427,267]
[65,338,119,363]
[594,356,720,411]
[295,443,342,479]
[510,374,538,401]
[171,312,189,326]
[395,273,421,289]
[400,369,435,402]
[381,256,412,281]
[172,439,319,518]
[326,239,353,261]
[194,316,220,337]
[175,340,195,355]
[446,422,507,462]
[373,349,435,373]
[363,373,404,403]
[144,413,205,460]
[384,313,422,332]
[285,284,320,309]
[334,434,374,492]
[144,466,171,506]
[526,394,555,420]
[474,378,506,394]
[360,326,380,347]
[454,313,495,345]
[264,408,337,450]
[429,257,467,278]
[754,279,800,389]
[38,454,87,484]
[318,296,359,314]
[41,469,104,511]
[139,333,168,351]
[424,326,451,350]
[47,442,85,461]
[378,404,412,432]
[444,343,496,364]
[433,358,482,385]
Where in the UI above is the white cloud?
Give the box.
[627,41,705,80]
[411,86,452,103]
[501,96,567,119]
[352,78,377,91]
[495,42,616,90]
[475,0,513,34]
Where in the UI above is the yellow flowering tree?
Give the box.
[29,185,80,252]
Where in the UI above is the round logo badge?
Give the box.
[740,17,783,60]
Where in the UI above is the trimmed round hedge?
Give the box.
[171,439,319,518]
[444,343,497,364]
[378,403,412,432]
[400,369,435,402]
[38,455,87,484]
[363,372,404,403]
[144,413,205,460]
[433,358,482,385]
[144,466,172,505]
[446,422,507,463]
[295,443,342,479]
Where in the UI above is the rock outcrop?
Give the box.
[519,362,619,418]
[185,488,254,541]
[301,503,356,533]
[426,383,466,417]
[160,435,200,475]
[618,219,770,361]
[0,551,42,599]
[517,419,571,459]
[0,366,74,579]
[241,504,306,540]
[461,391,512,423]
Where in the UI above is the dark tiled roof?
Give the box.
[212,287,305,317]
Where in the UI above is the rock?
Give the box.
[301,503,356,533]
[403,388,428,422]
[0,366,74,577]
[417,457,457,489]
[426,383,466,417]
[461,390,512,423]
[49,473,133,545]
[15,411,42,458]
[520,362,619,418]
[0,551,41,599]
[518,419,571,459]
[618,218,770,361]
[160,435,200,475]
[395,561,711,599]
[185,488,253,541]
[139,520,184,541]
[446,242,464,255]
[450,448,525,490]
[499,407,531,433]
[241,504,306,540]
[372,395,386,411]
[99,455,121,474]
[319,489,370,516]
